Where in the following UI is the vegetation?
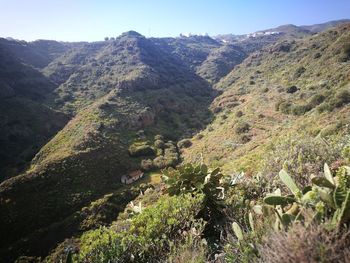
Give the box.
[0,21,350,263]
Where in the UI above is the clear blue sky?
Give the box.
[0,0,349,42]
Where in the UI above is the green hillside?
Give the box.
[0,21,349,263]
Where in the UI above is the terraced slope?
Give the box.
[183,24,350,173]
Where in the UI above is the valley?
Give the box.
[0,19,349,262]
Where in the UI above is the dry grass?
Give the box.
[259,222,350,263]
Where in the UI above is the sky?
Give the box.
[0,0,349,42]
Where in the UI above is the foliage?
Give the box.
[286,85,298,94]
[261,164,350,229]
[76,194,205,262]
[162,163,228,247]
[177,139,192,149]
[128,142,155,157]
[235,121,250,134]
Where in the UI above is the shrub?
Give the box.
[141,159,154,171]
[177,139,192,149]
[291,104,312,116]
[293,66,306,79]
[235,121,250,134]
[238,134,251,144]
[235,110,243,118]
[286,85,298,94]
[259,222,350,263]
[154,134,164,141]
[308,94,325,108]
[338,43,350,62]
[318,90,350,112]
[314,52,321,59]
[76,194,205,263]
[278,101,292,114]
[331,90,350,107]
[163,163,228,243]
[128,142,155,157]
[262,135,346,187]
[154,139,165,149]
[153,155,178,169]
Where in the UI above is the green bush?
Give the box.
[235,110,243,118]
[291,104,312,116]
[177,139,192,149]
[76,194,205,263]
[308,94,325,108]
[235,121,250,134]
[286,85,298,94]
[318,89,350,112]
[128,142,155,157]
[140,159,154,171]
[277,101,292,114]
[154,139,165,149]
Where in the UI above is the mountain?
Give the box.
[0,40,69,180]
[0,21,349,262]
[300,19,350,32]
[183,23,350,173]
[0,31,215,262]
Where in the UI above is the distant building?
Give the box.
[121,170,144,184]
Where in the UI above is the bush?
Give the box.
[277,101,292,114]
[308,94,325,108]
[76,194,205,263]
[291,104,312,116]
[235,111,243,118]
[338,43,350,62]
[293,66,306,79]
[141,159,154,171]
[235,121,250,134]
[318,90,350,112]
[262,135,346,187]
[128,142,155,157]
[238,134,251,144]
[154,139,165,149]
[177,139,192,149]
[286,85,298,94]
[314,52,321,59]
[154,134,164,141]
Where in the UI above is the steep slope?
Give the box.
[0,42,69,180]
[183,24,350,173]
[300,19,350,32]
[152,35,221,71]
[197,44,246,83]
[0,31,214,262]
[0,38,81,69]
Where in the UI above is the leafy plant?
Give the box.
[262,164,350,228]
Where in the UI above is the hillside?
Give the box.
[0,41,69,180]
[0,21,349,263]
[0,31,215,262]
[183,23,350,173]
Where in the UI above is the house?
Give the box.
[121,170,144,184]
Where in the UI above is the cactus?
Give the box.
[248,212,255,232]
[311,177,335,189]
[232,222,243,241]
[262,164,350,228]
[279,170,300,195]
[333,189,350,226]
[324,163,334,184]
[264,195,296,206]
